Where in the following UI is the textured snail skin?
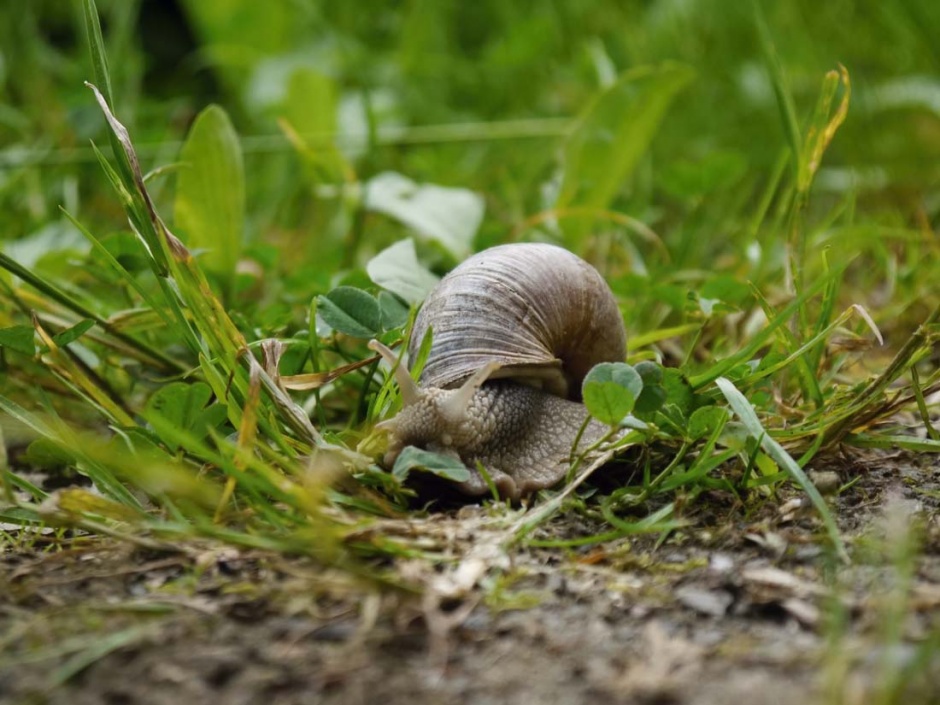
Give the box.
[372,242,627,500]
[382,380,613,500]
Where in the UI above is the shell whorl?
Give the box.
[408,243,626,396]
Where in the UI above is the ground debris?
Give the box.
[1,451,938,704]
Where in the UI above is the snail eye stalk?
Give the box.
[439,361,501,425]
[369,339,420,407]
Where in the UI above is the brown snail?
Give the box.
[370,243,627,500]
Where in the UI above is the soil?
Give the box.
[2,449,939,705]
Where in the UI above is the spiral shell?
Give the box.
[408,243,627,397]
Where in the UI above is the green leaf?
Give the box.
[144,382,226,450]
[798,67,850,194]
[282,68,337,137]
[582,362,643,426]
[378,291,410,331]
[317,286,382,338]
[365,172,483,260]
[688,271,838,390]
[556,63,694,240]
[280,68,347,181]
[687,406,730,442]
[633,360,667,414]
[174,104,245,286]
[25,438,75,468]
[662,368,695,417]
[0,326,35,355]
[366,238,440,305]
[52,625,158,688]
[700,275,753,306]
[52,319,96,347]
[392,446,471,483]
[715,377,846,560]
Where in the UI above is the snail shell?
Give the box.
[410,243,626,398]
[371,243,627,500]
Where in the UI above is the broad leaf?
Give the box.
[175,105,245,287]
[633,360,667,414]
[378,291,410,330]
[582,362,643,426]
[317,286,382,338]
[392,446,471,483]
[366,238,440,305]
[144,382,227,450]
[280,67,347,181]
[686,406,730,442]
[365,172,483,259]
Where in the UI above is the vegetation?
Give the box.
[1,1,939,700]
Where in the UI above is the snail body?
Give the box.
[371,243,627,499]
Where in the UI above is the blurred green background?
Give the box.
[2,0,939,340]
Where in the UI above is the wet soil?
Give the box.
[2,449,939,705]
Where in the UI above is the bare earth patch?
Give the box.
[2,450,939,705]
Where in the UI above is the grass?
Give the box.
[1,0,939,699]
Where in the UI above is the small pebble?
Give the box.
[675,585,734,617]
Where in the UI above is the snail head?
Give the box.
[368,339,499,465]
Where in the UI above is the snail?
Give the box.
[369,243,627,500]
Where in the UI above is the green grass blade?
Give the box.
[85,84,171,276]
[847,433,940,452]
[556,62,694,243]
[749,283,824,406]
[716,377,846,561]
[822,304,940,445]
[753,1,801,176]
[806,248,840,376]
[51,625,157,687]
[688,269,839,389]
[798,66,850,196]
[0,250,183,373]
[81,0,113,111]
[0,396,140,507]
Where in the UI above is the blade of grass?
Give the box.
[846,433,940,452]
[716,377,847,562]
[50,624,158,687]
[688,269,838,389]
[822,303,940,446]
[214,364,262,522]
[0,251,184,373]
[746,300,880,387]
[81,0,113,108]
[910,366,940,441]
[754,1,801,177]
[556,62,694,244]
[0,395,140,506]
[32,315,136,427]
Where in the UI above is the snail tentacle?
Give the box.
[369,339,420,406]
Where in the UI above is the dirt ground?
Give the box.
[2,449,939,705]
